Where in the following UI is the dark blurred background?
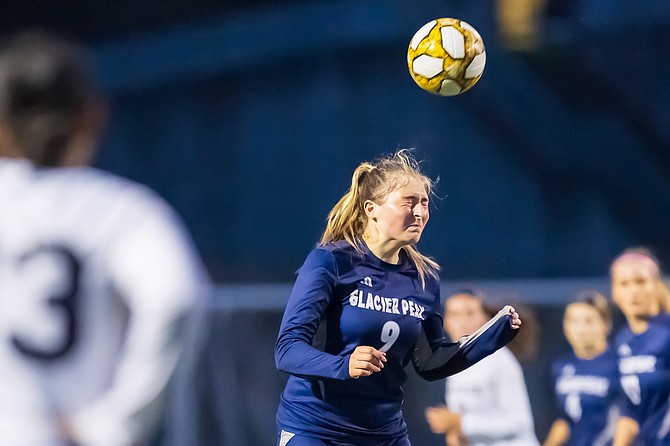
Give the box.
[3,0,669,444]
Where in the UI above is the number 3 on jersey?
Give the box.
[380,320,400,353]
[10,245,81,361]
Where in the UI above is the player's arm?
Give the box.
[543,419,570,446]
[613,373,641,446]
[275,248,356,380]
[612,416,639,446]
[412,308,520,381]
[68,194,208,446]
[425,405,461,434]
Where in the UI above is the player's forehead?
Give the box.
[446,294,481,312]
[565,302,599,319]
[386,174,430,198]
[612,260,656,281]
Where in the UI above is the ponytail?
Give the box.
[319,150,439,288]
[320,162,374,250]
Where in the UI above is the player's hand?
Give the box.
[509,306,522,329]
[425,405,459,433]
[446,430,466,446]
[349,346,386,378]
[55,414,81,446]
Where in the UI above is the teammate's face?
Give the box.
[612,260,661,319]
[444,295,488,340]
[368,176,429,247]
[563,303,608,352]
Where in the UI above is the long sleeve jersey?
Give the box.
[615,312,670,445]
[446,347,539,446]
[0,158,208,446]
[551,348,619,446]
[275,240,516,443]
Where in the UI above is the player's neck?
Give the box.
[628,316,651,334]
[363,232,401,264]
[627,307,661,334]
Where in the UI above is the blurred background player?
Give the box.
[610,248,670,446]
[425,290,539,446]
[0,31,208,446]
[543,292,619,446]
[275,150,521,446]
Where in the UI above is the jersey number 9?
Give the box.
[380,321,400,353]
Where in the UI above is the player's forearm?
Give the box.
[613,417,639,446]
[413,314,517,381]
[412,332,462,381]
[543,419,570,446]
[70,306,196,446]
[275,335,351,380]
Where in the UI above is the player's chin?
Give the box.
[405,231,423,244]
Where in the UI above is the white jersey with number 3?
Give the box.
[0,158,207,446]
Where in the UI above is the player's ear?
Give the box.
[0,121,20,158]
[364,200,377,221]
[62,100,108,167]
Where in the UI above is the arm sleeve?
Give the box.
[69,193,209,446]
[551,361,570,422]
[617,376,640,423]
[274,248,351,380]
[460,349,537,441]
[413,308,518,382]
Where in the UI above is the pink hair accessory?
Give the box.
[610,253,660,277]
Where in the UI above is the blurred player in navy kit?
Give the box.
[275,150,522,446]
[544,292,620,446]
[0,32,208,445]
[610,248,670,446]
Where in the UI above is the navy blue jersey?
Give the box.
[275,241,442,442]
[275,241,516,443]
[551,348,619,446]
[615,313,670,445]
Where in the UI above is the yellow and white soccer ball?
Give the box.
[407,18,486,96]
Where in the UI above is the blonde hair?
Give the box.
[319,149,439,287]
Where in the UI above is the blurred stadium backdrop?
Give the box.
[3,0,670,444]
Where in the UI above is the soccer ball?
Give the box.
[407,18,486,96]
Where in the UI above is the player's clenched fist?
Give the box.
[349,346,387,378]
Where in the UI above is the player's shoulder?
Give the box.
[651,312,670,329]
[552,350,577,369]
[301,241,369,280]
[304,241,355,268]
[318,239,357,255]
[317,240,364,264]
[57,166,158,201]
[52,166,176,217]
[423,271,440,292]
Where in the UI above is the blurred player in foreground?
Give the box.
[610,248,670,446]
[426,290,539,446]
[275,150,522,446]
[543,292,619,446]
[0,31,208,446]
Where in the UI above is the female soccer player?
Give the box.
[426,290,539,446]
[610,248,670,446]
[0,32,207,445]
[543,292,619,446]
[275,151,522,446]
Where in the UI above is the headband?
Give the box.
[610,253,660,277]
